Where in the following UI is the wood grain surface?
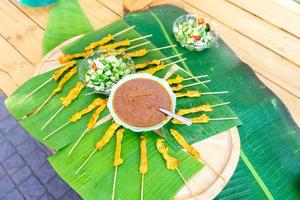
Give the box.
[1,0,299,127]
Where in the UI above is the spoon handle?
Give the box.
[159,108,192,126]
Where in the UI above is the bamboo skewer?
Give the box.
[175,90,228,98]
[41,82,85,130]
[131,53,183,70]
[176,102,231,116]
[138,58,187,75]
[21,67,79,120]
[171,80,211,92]
[172,114,238,124]
[42,98,105,140]
[113,26,135,37]
[22,60,76,103]
[139,136,148,200]
[111,128,124,200]
[175,168,198,200]
[156,139,198,200]
[169,129,225,180]
[75,122,120,175]
[42,27,136,63]
[99,34,152,51]
[67,102,107,156]
[167,74,209,85]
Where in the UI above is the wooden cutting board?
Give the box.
[37,35,240,200]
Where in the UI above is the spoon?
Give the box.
[159,108,192,126]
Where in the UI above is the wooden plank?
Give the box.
[0,35,35,95]
[149,0,300,125]
[78,0,120,29]
[9,0,51,29]
[271,0,300,16]
[181,0,300,67]
[123,0,155,11]
[0,0,44,64]
[227,0,300,38]
[98,0,123,16]
[150,0,300,97]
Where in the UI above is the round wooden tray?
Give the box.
[37,36,240,200]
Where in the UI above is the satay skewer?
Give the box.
[67,101,107,156]
[41,82,85,130]
[99,34,152,51]
[123,44,176,59]
[131,54,183,70]
[167,74,208,85]
[23,61,77,101]
[112,128,125,200]
[171,81,211,92]
[139,136,148,200]
[42,98,105,140]
[75,122,120,175]
[156,139,198,200]
[57,26,135,63]
[169,129,225,181]
[20,67,78,120]
[172,114,238,124]
[175,90,228,98]
[138,58,187,75]
[176,102,230,116]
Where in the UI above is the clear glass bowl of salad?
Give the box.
[78,50,135,95]
[173,14,218,51]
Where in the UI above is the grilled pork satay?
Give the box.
[23,60,76,101]
[21,67,78,120]
[167,74,208,85]
[112,128,125,200]
[123,44,176,59]
[43,98,106,140]
[41,82,85,130]
[99,34,152,51]
[175,90,228,98]
[156,139,197,199]
[139,58,186,75]
[67,101,108,156]
[139,136,148,200]
[172,114,238,124]
[176,102,230,116]
[85,26,135,51]
[169,129,225,180]
[59,50,94,64]
[75,122,121,175]
[171,80,211,92]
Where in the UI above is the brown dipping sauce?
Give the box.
[112,78,172,127]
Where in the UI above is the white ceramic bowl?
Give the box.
[108,73,176,132]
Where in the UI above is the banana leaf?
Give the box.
[48,129,203,200]
[4,16,239,199]
[123,5,300,199]
[43,0,93,54]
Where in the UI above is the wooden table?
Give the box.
[1,0,300,127]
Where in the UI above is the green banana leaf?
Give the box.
[48,129,203,200]
[123,5,300,199]
[43,0,93,54]
[5,16,240,200]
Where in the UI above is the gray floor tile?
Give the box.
[0,94,82,200]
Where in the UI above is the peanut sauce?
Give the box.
[113,78,172,127]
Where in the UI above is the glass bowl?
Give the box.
[173,14,218,51]
[78,50,135,95]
